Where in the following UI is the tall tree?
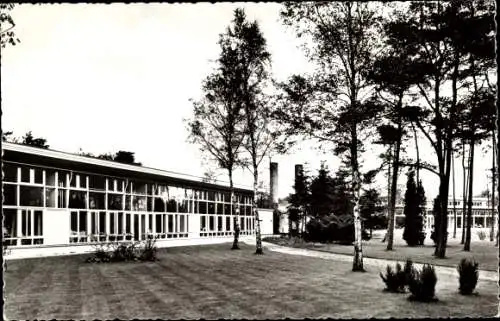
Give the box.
[114,151,142,166]
[186,9,247,250]
[359,187,384,238]
[384,0,495,257]
[402,170,426,246]
[231,8,274,255]
[278,1,384,271]
[309,163,336,219]
[287,165,310,237]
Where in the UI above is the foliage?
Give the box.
[457,258,479,295]
[304,214,370,244]
[407,264,438,302]
[85,238,158,263]
[476,230,487,241]
[287,165,310,235]
[359,188,385,231]
[140,236,158,262]
[309,163,336,218]
[403,171,426,246]
[380,262,407,293]
[0,3,20,48]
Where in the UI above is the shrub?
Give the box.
[476,230,487,241]
[111,241,140,262]
[457,258,479,295]
[380,262,407,293]
[140,236,158,261]
[408,264,438,302]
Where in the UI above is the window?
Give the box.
[3,209,17,245]
[79,175,87,188]
[179,215,185,233]
[217,216,223,232]
[58,189,67,208]
[108,194,123,210]
[20,186,43,207]
[199,201,207,214]
[89,175,105,190]
[46,170,56,186]
[46,188,56,207]
[216,203,224,215]
[89,192,105,209]
[20,167,30,183]
[69,190,87,209]
[3,163,17,182]
[224,204,231,215]
[70,211,87,242]
[167,199,177,212]
[208,203,215,214]
[200,216,206,232]
[226,217,231,231]
[168,215,174,232]
[154,198,165,212]
[34,169,43,184]
[3,184,17,205]
[58,172,67,187]
[209,216,215,231]
[20,210,43,245]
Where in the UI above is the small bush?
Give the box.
[380,262,407,293]
[140,236,158,261]
[408,264,438,302]
[457,258,479,295]
[111,241,140,262]
[476,230,487,241]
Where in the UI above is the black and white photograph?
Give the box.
[1,1,498,319]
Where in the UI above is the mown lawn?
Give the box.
[265,229,499,271]
[4,243,498,320]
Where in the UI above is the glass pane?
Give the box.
[46,170,56,186]
[34,168,43,184]
[3,163,17,182]
[133,196,147,211]
[69,190,87,209]
[154,198,165,212]
[226,217,231,231]
[3,184,17,205]
[209,216,214,231]
[179,215,185,232]
[217,216,223,231]
[208,203,215,215]
[208,191,215,201]
[80,211,87,233]
[167,199,177,212]
[224,204,231,215]
[20,167,30,183]
[89,192,105,209]
[200,216,206,231]
[168,215,174,232]
[71,211,78,233]
[58,172,67,187]
[20,186,43,207]
[79,175,87,188]
[108,194,123,210]
[3,209,17,238]
[216,203,223,215]
[46,188,56,207]
[58,189,67,208]
[199,201,207,214]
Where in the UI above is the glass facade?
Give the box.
[2,161,255,247]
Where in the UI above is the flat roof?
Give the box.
[2,142,253,193]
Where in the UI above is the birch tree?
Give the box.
[186,10,248,250]
[278,2,384,271]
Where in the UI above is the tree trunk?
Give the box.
[351,126,364,272]
[253,168,263,254]
[464,139,475,251]
[490,131,496,241]
[452,149,457,238]
[461,141,468,244]
[411,122,420,184]
[387,104,403,251]
[230,169,241,250]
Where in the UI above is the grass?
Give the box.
[4,243,498,319]
[265,229,498,271]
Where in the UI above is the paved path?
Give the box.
[244,239,498,282]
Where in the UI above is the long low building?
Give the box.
[2,142,275,258]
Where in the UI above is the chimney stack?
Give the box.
[270,162,279,208]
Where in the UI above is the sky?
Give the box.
[1,3,496,200]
